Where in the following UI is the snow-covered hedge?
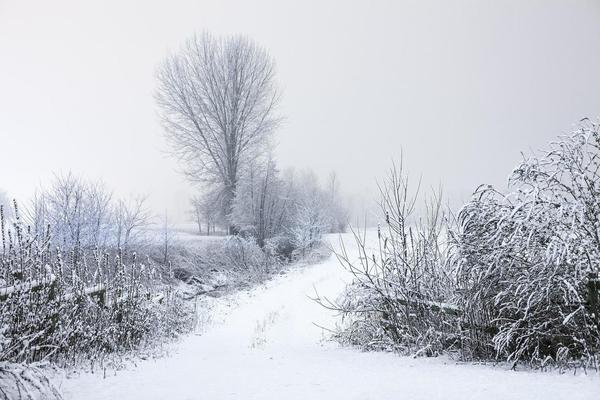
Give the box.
[326,121,600,369]
[167,234,329,289]
[452,120,600,367]
[0,206,193,367]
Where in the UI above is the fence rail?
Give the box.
[0,275,57,301]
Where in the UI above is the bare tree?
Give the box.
[190,190,223,235]
[231,159,293,247]
[113,195,152,252]
[34,173,113,250]
[156,33,280,233]
[190,195,204,234]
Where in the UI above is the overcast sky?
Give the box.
[1,0,599,222]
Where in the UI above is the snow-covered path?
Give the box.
[61,235,599,400]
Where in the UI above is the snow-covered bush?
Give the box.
[452,121,600,367]
[288,200,330,258]
[317,164,457,355]
[264,235,295,261]
[221,236,269,273]
[285,170,335,257]
[165,236,282,291]
[322,121,600,369]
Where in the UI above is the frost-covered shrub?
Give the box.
[264,236,295,261]
[289,201,330,258]
[221,236,265,270]
[317,164,457,356]
[165,236,283,291]
[324,121,600,369]
[452,121,600,367]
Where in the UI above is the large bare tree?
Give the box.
[156,33,280,233]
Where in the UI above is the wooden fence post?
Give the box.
[587,272,599,326]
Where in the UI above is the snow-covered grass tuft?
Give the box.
[0,362,63,400]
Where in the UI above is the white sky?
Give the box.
[1,0,599,222]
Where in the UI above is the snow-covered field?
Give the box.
[59,233,600,400]
[140,222,228,247]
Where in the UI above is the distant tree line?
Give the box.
[12,173,153,255]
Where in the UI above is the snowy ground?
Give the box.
[142,222,228,247]
[59,233,600,400]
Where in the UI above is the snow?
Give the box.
[0,274,56,298]
[0,362,63,400]
[141,222,228,246]
[58,233,600,400]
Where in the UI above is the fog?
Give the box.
[1,0,599,222]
